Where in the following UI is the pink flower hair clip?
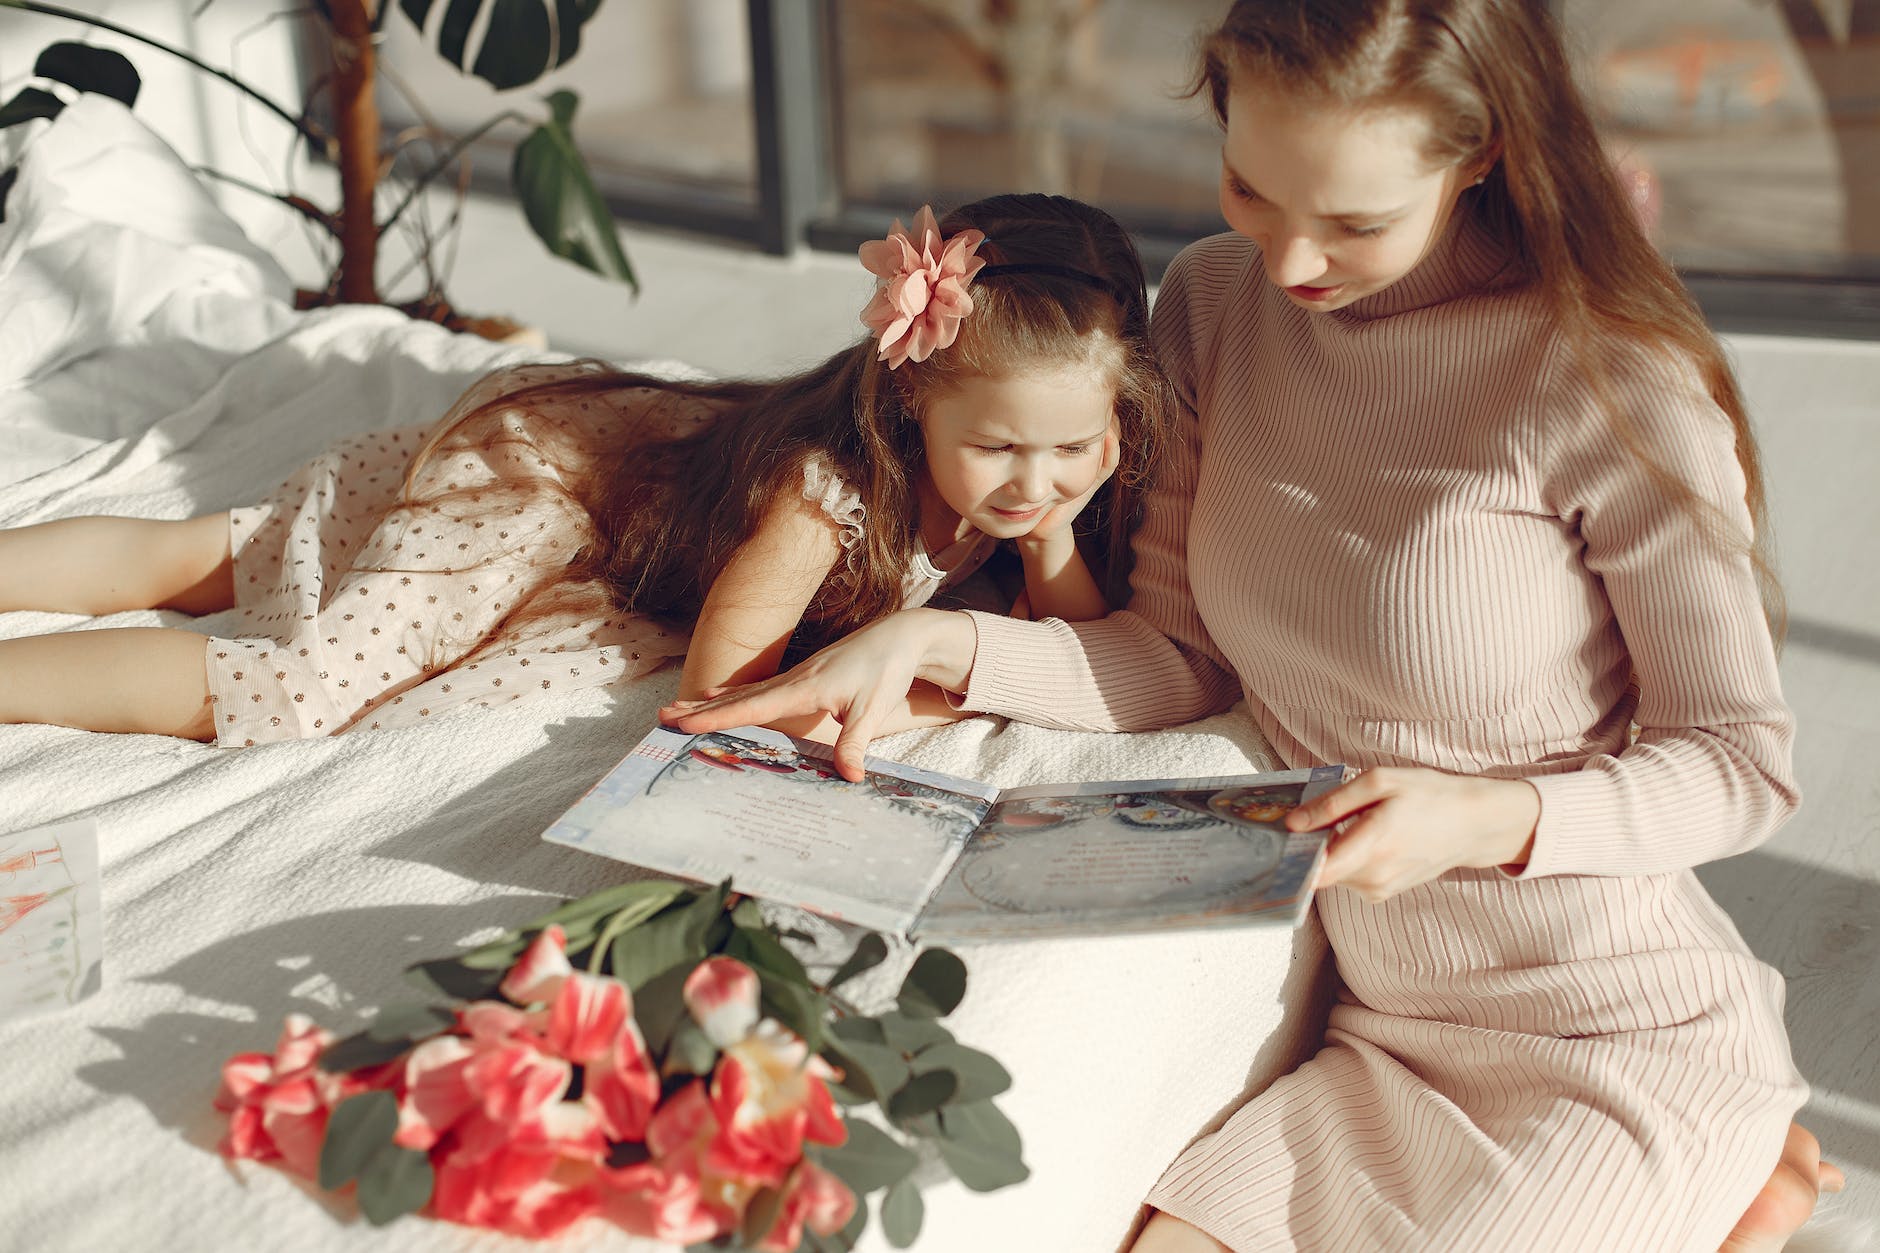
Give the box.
[858,205,987,370]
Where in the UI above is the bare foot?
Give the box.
[1719,1122,1846,1252]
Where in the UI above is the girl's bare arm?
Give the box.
[678,497,972,751]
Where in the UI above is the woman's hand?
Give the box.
[1285,767,1541,902]
[658,608,976,782]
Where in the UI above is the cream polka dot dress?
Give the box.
[205,362,998,748]
[206,363,698,746]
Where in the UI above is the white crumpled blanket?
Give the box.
[0,98,1328,1253]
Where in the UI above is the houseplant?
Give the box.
[0,0,635,328]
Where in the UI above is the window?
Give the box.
[374,0,759,221]
[827,0,1225,235]
[1565,0,1880,280]
[381,0,1878,333]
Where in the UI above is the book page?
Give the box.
[543,726,997,934]
[1,819,103,1018]
[913,768,1342,942]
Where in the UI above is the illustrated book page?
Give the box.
[543,726,1342,941]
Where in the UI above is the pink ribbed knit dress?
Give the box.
[958,217,1806,1251]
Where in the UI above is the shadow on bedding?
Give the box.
[75,893,557,1172]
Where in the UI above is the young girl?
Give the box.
[0,193,1174,747]
[663,4,1843,1249]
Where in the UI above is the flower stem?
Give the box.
[375,109,527,241]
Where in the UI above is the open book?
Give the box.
[543,725,1344,944]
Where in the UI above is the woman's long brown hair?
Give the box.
[398,192,1178,658]
[1193,0,1783,634]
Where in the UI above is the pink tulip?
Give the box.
[546,969,630,1063]
[682,955,761,1047]
[751,1159,858,1253]
[498,924,574,1005]
[214,1014,367,1178]
[603,1083,746,1243]
[431,1136,603,1238]
[706,1020,848,1188]
[584,1027,661,1143]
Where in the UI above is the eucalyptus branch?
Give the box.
[192,164,340,235]
[0,0,331,153]
[375,109,527,240]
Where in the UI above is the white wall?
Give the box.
[0,0,324,274]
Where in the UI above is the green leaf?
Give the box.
[934,1101,1029,1192]
[738,1182,787,1247]
[630,960,696,1057]
[356,1142,434,1225]
[880,1177,925,1248]
[809,1120,919,1194]
[366,1003,454,1042]
[829,1016,887,1047]
[609,892,708,989]
[896,948,967,1019]
[759,976,828,1052]
[823,1037,907,1104]
[318,1090,400,1190]
[886,1068,956,1123]
[319,1029,419,1074]
[731,897,765,929]
[34,43,139,107]
[877,1012,954,1055]
[526,879,689,934]
[453,938,529,971]
[728,923,811,987]
[400,0,598,90]
[0,87,64,131]
[510,90,637,290]
[828,932,889,989]
[828,1081,871,1107]
[662,1020,718,1077]
[911,1042,1011,1104]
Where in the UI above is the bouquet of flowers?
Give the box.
[211,879,1025,1250]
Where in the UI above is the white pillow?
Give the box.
[0,94,294,389]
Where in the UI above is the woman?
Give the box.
[664,1,1841,1247]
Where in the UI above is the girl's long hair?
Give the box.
[400,192,1176,654]
[1193,0,1782,632]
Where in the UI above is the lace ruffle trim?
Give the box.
[800,457,866,551]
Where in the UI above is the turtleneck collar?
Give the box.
[1331,202,1525,323]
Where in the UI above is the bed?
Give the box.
[0,98,1329,1253]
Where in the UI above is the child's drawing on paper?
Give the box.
[0,820,102,1016]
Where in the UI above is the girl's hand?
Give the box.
[1015,422,1120,549]
[1286,767,1541,902]
[658,608,976,782]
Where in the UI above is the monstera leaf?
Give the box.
[399,0,604,91]
[512,89,637,290]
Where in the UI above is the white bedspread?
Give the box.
[0,100,1327,1253]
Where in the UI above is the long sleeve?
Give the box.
[955,244,1241,731]
[1518,343,1800,878]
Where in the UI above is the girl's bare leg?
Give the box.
[0,514,233,616]
[0,628,216,739]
